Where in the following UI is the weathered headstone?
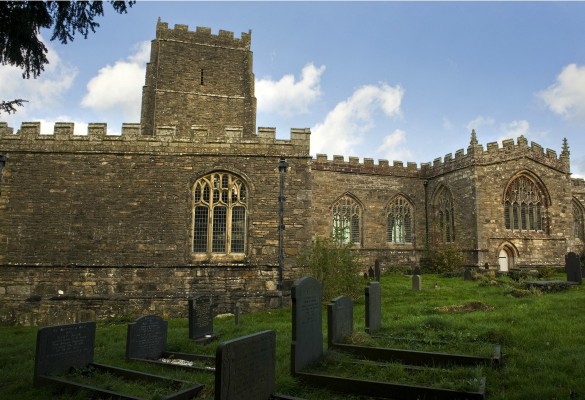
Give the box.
[412,266,422,275]
[412,275,422,291]
[126,315,167,360]
[34,321,95,382]
[368,266,375,279]
[566,252,582,284]
[484,262,490,270]
[374,259,381,281]
[365,281,382,334]
[291,276,323,374]
[235,302,241,326]
[363,272,368,279]
[189,295,215,341]
[464,268,473,281]
[327,296,353,346]
[215,330,276,400]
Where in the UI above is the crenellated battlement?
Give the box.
[0,122,310,156]
[311,154,420,177]
[155,19,251,49]
[310,133,570,179]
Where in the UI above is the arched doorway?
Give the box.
[498,245,515,271]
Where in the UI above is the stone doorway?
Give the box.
[498,245,515,272]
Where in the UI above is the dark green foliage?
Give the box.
[424,244,465,274]
[298,236,362,303]
[0,99,27,114]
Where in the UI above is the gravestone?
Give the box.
[235,302,241,326]
[374,259,381,281]
[368,266,375,279]
[484,262,490,270]
[328,296,354,346]
[126,315,167,360]
[291,276,323,374]
[215,330,276,400]
[412,266,422,275]
[566,252,582,284]
[189,295,215,340]
[365,281,382,334]
[34,321,95,381]
[412,275,422,291]
[464,268,473,281]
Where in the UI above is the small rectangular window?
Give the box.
[200,69,204,85]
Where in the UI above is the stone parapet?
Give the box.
[0,122,310,157]
[156,20,251,49]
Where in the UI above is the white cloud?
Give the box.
[35,117,88,136]
[311,83,404,156]
[466,115,495,133]
[538,64,585,121]
[81,41,150,120]
[256,63,325,117]
[0,36,77,124]
[498,120,530,141]
[376,129,412,161]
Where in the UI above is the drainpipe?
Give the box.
[277,157,288,307]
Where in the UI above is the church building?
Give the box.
[1,20,583,325]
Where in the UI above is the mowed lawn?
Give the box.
[1,271,584,399]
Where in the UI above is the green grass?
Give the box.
[1,272,585,399]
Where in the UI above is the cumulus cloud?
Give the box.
[35,117,89,136]
[256,63,325,117]
[81,41,150,120]
[499,120,530,140]
[376,129,412,161]
[0,36,77,124]
[538,64,585,122]
[466,115,495,133]
[311,83,404,155]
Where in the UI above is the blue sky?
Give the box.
[3,1,585,176]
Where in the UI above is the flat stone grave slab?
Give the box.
[126,315,214,372]
[189,295,220,343]
[365,281,382,334]
[291,276,488,399]
[34,321,203,399]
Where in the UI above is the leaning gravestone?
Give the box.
[189,295,217,342]
[126,315,167,360]
[328,296,354,346]
[34,321,95,382]
[291,276,323,374]
[215,330,276,400]
[365,281,382,334]
[412,275,422,291]
[566,252,582,284]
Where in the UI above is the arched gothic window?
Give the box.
[503,175,545,232]
[434,186,455,243]
[332,194,362,245]
[193,172,247,254]
[387,195,413,243]
[573,199,584,241]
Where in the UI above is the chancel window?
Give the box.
[332,194,362,245]
[193,172,247,254]
[387,195,413,243]
[434,186,455,243]
[504,175,545,232]
[574,199,584,241]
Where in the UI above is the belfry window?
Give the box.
[504,175,545,232]
[434,186,455,243]
[387,195,413,243]
[332,194,362,245]
[193,172,247,254]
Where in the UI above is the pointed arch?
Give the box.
[192,171,248,255]
[503,171,549,233]
[573,198,585,241]
[431,185,455,243]
[331,192,363,245]
[386,193,414,243]
[497,241,519,272]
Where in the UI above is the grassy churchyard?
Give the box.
[1,271,584,399]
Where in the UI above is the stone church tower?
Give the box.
[140,19,257,137]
